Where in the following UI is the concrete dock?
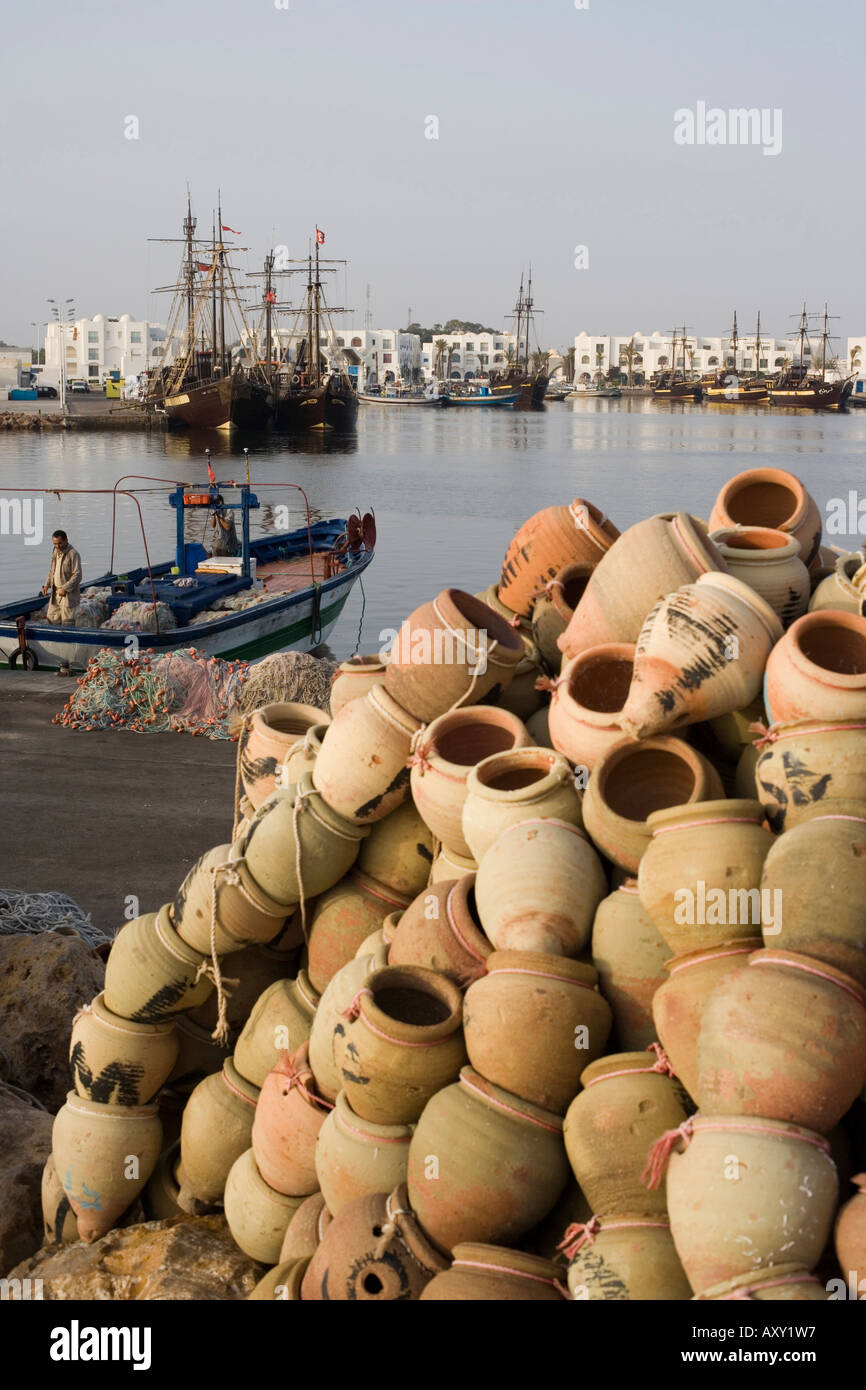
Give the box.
[0,672,236,939]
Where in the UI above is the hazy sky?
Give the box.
[2,0,863,351]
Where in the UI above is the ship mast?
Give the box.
[184,193,196,350]
[211,215,218,379]
[524,269,533,370]
[217,193,227,378]
[730,310,739,372]
[754,311,761,378]
[513,273,525,373]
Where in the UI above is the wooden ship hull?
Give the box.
[275,378,359,432]
[705,379,769,403]
[769,378,853,410]
[489,371,548,408]
[164,375,233,430]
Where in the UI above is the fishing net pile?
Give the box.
[30,587,112,629]
[100,601,178,633]
[53,647,249,738]
[235,650,339,716]
[0,889,108,946]
[195,589,276,624]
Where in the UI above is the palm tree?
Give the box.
[504,344,516,368]
[531,349,550,375]
[434,338,448,379]
[593,344,606,386]
[619,338,635,388]
[559,346,576,383]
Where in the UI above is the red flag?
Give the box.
[196,261,212,272]
[206,460,216,484]
[265,291,276,304]
[316,228,325,245]
[221,224,239,234]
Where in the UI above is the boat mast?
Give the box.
[681,324,688,377]
[211,214,218,380]
[264,250,274,384]
[514,273,524,372]
[668,327,677,381]
[524,268,533,371]
[218,193,226,378]
[754,311,761,378]
[821,303,830,383]
[313,232,321,384]
[184,193,196,373]
[730,310,739,373]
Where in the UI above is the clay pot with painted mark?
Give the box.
[103,905,213,1024]
[41,1155,80,1245]
[759,801,866,987]
[410,705,531,856]
[461,748,582,863]
[561,1215,692,1301]
[242,774,369,906]
[224,1147,305,1264]
[314,1090,412,1216]
[809,553,866,615]
[835,1173,866,1293]
[531,562,594,668]
[620,573,783,740]
[652,942,760,1102]
[654,1114,838,1294]
[239,702,329,810]
[309,943,389,1102]
[422,1244,567,1301]
[307,871,411,992]
[754,718,866,834]
[581,737,725,874]
[562,1051,689,1217]
[708,466,823,568]
[463,951,611,1113]
[387,874,492,987]
[233,971,320,1088]
[178,1057,260,1205]
[697,948,866,1132]
[558,513,728,660]
[52,1091,162,1242]
[173,842,289,955]
[69,992,178,1107]
[357,799,435,897]
[330,654,387,717]
[637,799,774,955]
[548,644,635,772]
[384,588,525,723]
[710,526,810,628]
[407,1066,569,1252]
[498,499,619,618]
[252,1044,333,1196]
[591,881,670,1051]
[694,1264,828,1301]
[301,1184,448,1301]
[313,686,421,826]
[335,965,466,1124]
[475,819,606,957]
[764,611,866,725]
[429,845,478,882]
[279,1191,333,1262]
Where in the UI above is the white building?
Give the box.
[44,314,178,386]
[419,331,518,382]
[246,326,422,391]
[573,329,803,386]
[847,338,866,397]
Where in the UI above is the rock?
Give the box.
[7,1215,264,1300]
[0,929,105,1112]
[0,1089,54,1275]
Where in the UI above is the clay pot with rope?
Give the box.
[764,610,866,725]
[52,1092,162,1243]
[186,937,302,1037]
[462,951,612,1113]
[306,870,411,993]
[69,992,179,1107]
[709,526,810,628]
[356,798,435,897]
[498,498,619,618]
[590,881,670,1051]
[461,747,582,862]
[547,644,635,772]
[308,942,389,1102]
[238,702,330,810]
[251,1044,333,1196]
[409,705,532,857]
[177,1057,259,1206]
[531,561,594,668]
[223,1147,305,1264]
[754,718,866,834]
[312,684,421,826]
[173,842,290,956]
[334,965,467,1124]
[241,774,369,910]
[708,466,823,568]
[314,1090,413,1216]
[693,1264,828,1301]
[301,1184,448,1301]
[387,874,493,987]
[279,1191,333,1262]
[474,818,606,957]
[562,1051,690,1217]
[421,1244,568,1301]
[651,942,761,1103]
[407,1066,569,1253]
[384,588,525,723]
[281,724,328,785]
[835,1173,866,1293]
[329,654,387,717]
[696,948,866,1132]
[232,971,320,1089]
[559,1214,692,1301]
[103,905,214,1023]
[648,1114,838,1295]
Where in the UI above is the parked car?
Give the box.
[36,385,58,399]
[69,381,89,393]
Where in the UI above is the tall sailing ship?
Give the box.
[271,231,358,433]
[489,272,549,408]
[768,305,854,411]
[147,197,272,431]
[704,312,770,403]
[651,327,703,400]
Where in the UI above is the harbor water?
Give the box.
[1,398,865,661]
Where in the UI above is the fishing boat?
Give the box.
[704,312,770,404]
[651,327,703,401]
[273,232,358,433]
[768,305,854,411]
[0,480,374,672]
[358,384,440,405]
[439,384,519,407]
[571,385,622,399]
[488,271,548,408]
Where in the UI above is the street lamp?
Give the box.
[48,297,77,409]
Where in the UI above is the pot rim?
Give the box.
[748,948,866,1008]
[85,992,177,1038]
[713,467,810,533]
[332,1087,414,1142]
[251,702,328,743]
[360,965,464,1044]
[780,610,866,690]
[154,903,208,971]
[710,525,803,559]
[436,588,526,661]
[418,705,530,775]
[457,1066,563,1133]
[337,654,387,674]
[450,1242,563,1285]
[367,682,423,736]
[445,874,493,965]
[62,1089,160,1120]
[555,644,635,727]
[646,798,765,835]
[693,1262,819,1301]
[221,1057,261,1106]
[294,970,321,1014]
[465,746,572,803]
[591,736,714,827]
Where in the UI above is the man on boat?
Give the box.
[209,497,240,557]
[42,530,82,623]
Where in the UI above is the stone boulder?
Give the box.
[0,929,105,1112]
[7,1214,264,1300]
[0,1089,54,1275]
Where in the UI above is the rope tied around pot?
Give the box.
[646,1042,676,1076]
[342,987,373,1022]
[557,1216,601,1260]
[535,674,562,694]
[372,1188,414,1262]
[292,786,313,943]
[232,711,253,840]
[200,861,243,1045]
[642,1119,696,1190]
[275,1049,334,1112]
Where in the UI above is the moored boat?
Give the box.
[273,232,358,433]
[768,305,854,411]
[488,271,548,408]
[704,312,770,404]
